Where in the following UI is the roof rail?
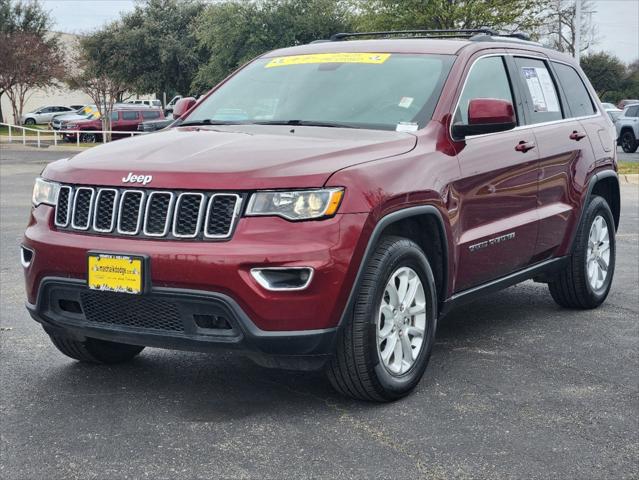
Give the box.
[326,29,535,44]
[329,29,499,41]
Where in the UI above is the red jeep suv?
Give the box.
[23,30,620,401]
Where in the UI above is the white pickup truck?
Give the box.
[616,103,639,153]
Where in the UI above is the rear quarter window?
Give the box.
[552,62,597,117]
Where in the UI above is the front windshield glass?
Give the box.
[184,53,454,131]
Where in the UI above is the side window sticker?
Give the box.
[522,67,560,113]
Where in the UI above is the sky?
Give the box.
[42,0,639,63]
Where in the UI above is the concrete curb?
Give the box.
[620,174,639,185]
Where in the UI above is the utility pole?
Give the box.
[575,0,582,63]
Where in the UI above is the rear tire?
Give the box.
[548,195,616,309]
[620,130,638,153]
[48,333,144,364]
[24,118,36,125]
[327,236,438,402]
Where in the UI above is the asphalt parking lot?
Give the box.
[1,146,638,480]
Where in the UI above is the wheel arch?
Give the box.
[619,125,635,136]
[338,205,451,328]
[590,172,620,231]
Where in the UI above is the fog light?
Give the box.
[20,246,34,268]
[250,267,314,291]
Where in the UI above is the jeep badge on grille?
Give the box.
[122,172,153,185]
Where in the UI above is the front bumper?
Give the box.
[23,205,370,332]
[27,277,338,370]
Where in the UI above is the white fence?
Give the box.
[0,122,146,148]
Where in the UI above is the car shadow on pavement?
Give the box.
[27,283,565,419]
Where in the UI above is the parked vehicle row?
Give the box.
[61,108,165,142]
[19,100,168,126]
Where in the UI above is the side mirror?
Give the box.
[452,98,516,139]
[173,97,196,119]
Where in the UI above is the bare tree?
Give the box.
[540,0,598,57]
[0,31,65,123]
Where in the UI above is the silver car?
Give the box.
[20,105,75,125]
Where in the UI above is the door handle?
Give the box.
[570,130,587,141]
[515,141,535,153]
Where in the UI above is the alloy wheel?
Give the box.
[586,215,611,291]
[377,266,426,376]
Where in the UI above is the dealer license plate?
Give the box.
[87,253,144,295]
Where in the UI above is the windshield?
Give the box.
[184,53,454,131]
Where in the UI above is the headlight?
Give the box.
[246,188,344,220]
[32,177,60,207]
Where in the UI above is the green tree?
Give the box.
[193,0,354,91]
[353,0,549,34]
[103,0,206,100]
[580,52,625,98]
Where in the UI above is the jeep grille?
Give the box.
[54,185,242,240]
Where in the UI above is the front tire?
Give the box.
[48,333,144,364]
[80,132,98,143]
[548,195,616,309]
[327,236,438,402]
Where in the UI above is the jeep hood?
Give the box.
[43,125,417,190]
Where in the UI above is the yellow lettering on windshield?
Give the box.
[265,53,391,68]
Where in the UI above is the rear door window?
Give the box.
[552,62,596,117]
[454,56,516,125]
[122,111,139,120]
[514,57,562,124]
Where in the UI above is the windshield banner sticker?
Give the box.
[522,67,560,113]
[265,53,392,68]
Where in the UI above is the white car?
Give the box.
[616,103,639,153]
[20,106,75,125]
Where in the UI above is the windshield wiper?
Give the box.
[252,120,360,129]
[179,119,249,127]
[179,119,361,129]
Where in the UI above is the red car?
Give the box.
[62,108,165,142]
[23,30,619,401]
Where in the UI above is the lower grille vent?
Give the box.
[80,291,184,332]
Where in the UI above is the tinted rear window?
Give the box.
[552,62,596,117]
[122,111,139,120]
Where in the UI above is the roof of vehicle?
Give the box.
[264,32,574,64]
[112,107,163,112]
[623,103,639,109]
